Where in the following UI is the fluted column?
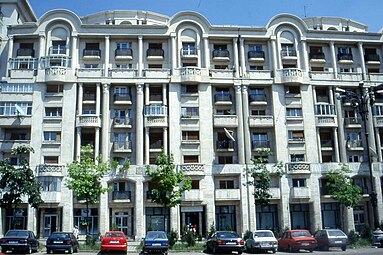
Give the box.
[138,36,143,77]
[39,33,46,57]
[135,180,144,239]
[171,33,177,69]
[270,36,278,74]
[375,129,382,161]
[163,127,168,154]
[145,128,150,165]
[76,127,81,160]
[71,33,78,72]
[136,84,144,165]
[335,91,347,162]
[239,38,246,78]
[95,127,100,161]
[102,83,110,161]
[241,85,251,164]
[329,41,338,78]
[233,38,240,78]
[235,84,245,164]
[301,38,309,71]
[104,36,110,77]
[203,34,210,69]
[333,128,340,162]
[358,42,366,79]
[6,35,14,75]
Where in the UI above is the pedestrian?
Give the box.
[72,225,79,239]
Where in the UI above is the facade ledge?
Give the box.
[286,162,311,174]
[215,189,240,201]
[213,115,238,128]
[290,187,311,199]
[248,115,274,127]
[76,115,101,128]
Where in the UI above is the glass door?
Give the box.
[44,214,58,237]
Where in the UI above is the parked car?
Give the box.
[314,229,348,251]
[206,231,244,254]
[46,232,79,254]
[142,231,169,255]
[245,230,278,253]
[100,231,128,254]
[278,229,316,253]
[0,230,39,254]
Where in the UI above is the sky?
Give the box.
[28,0,383,32]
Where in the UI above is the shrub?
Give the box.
[168,229,178,247]
[243,230,252,241]
[359,224,373,240]
[348,230,360,245]
[185,230,196,247]
[208,223,216,238]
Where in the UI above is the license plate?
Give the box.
[302,243,309,246]
[152,243,161,246]
[226,242,236,245]
[8,241,18,244]
[110,241,119,244]
[261,243,271,247]
[53,241,63,244]
[335,241,342,243]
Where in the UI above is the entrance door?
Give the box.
[44,214,58,237]
[115,215,129,235]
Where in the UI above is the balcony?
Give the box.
[286,162,310,174]
[214,92,232,105]
[8,58,37,79]
[77,68,104,78]
[344,117,362,128]
[275,68,308,84]
[112,191,131,201]
[320,140,334,150]
[83,49,101,60]
[41,191,61,203]
[315,104,337,127]
[210,69,234,79]
[113,93,132,104]
[45,67,70,83]
[115,48,133,60]
[143,69,170,78]
[146,48,164,60]
[374,116,383,127]
[365,54,380,65]
[290,187,311,199]
[212,49,230,62]
[337,53,353,64]
[16,48,35,57]
[216,140,234,151]
[76,115,101,128]
[213,115,238,128]
[309,52,326,63]
[310,71,334,81]
[215,189,240,201]
[144,105,168,127]
[249,94,267,105]
[109,68,137,78]
[175,67,208,84]
[246,70,273,80]
[347,139,363,150]
[178,164,205,175]
[248,115,274,127]
[337,72,363,81]
[113,141,132,152]
[113,117,132,128]
[181,48,197,59]
[49,46,67,55]
[248,51,265,62]
[281,49,297,60]
[0,140,30,151]
[182,190,203,201]
[37,164,63,176]
[252,140,270,150]
[150,140,163,151]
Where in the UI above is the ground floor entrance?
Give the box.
[180,206,206,236]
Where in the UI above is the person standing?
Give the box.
[72,225,79,239]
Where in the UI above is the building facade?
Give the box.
[1,0,383,239]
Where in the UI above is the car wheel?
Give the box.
[68,247,73,254]
[309,248,313,253]
[323,245,329,251]
[26,245,32,254]
[272,248,277,253]
[1,247,7,253]
[238,250,242,255]
[46,249,51,254]
[251,246,256,254]
[341,245,347,251]
[288,246,294,253]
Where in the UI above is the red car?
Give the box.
[101,231,128,254]
[278,229,317,253]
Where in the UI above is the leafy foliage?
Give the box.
[245,149,284,205]
[325,164,361,208]
[146,150,191,208]
[0,146,43,213]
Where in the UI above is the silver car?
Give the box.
[314,229,348,251]
[245,230,278,253]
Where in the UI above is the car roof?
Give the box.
[105,231,125,234]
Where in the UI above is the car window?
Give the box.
[217,232,239,238]
[6,231,28,237]
[255,231,273,237]
[292,231,311,237]
[105,233,124,238]
[51,233,70,239]
[146,232,167,239]
[328,230,346,237]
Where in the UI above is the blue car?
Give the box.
[143,231,169,255]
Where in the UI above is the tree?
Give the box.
[325,164,362,230]
[245,149,284,206]
[146,149,192,209]
[0,145,43,229]
[66,144,110,234]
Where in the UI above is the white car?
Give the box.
[245,230,278,253]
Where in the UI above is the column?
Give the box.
[203,35,210,69]
[333,128,340,162]
[170,33,177,70]
[39,33,46,57]
[76,127,81,160]
[135,180,144,240]
[27,206,37,234]
[375,128,382,161]
[329,41,338,78]
[102,84,110,161]
[145,128,150,165]
[78,83,83,115]
[358,42,366,79]
[317,128,322,163]
[162,84,167,105]
[98,180,109,235]
[170,206,179,233]
[241,85,251,164]
[136,84,144,165]
[104,36,110,77]
[95,128,100,160]
[235,84,245,164]
[198,212,203,236]
[270,36,278,74]
[239,38,246,78]
[233,38,240,78]
[145,84,150,105]
[71,33,78,72]
[301,39,309,71]
[6,35,14,75]
[163,127,168,155]
[334,91,347,162]
[96,83,101,115]
[138,36,143,77]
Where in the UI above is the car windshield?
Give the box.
[255,231,274,237]
[50,233,70,239]
[146,232,167,239]
[292,231,311,237]
[105,233,123,238]
[6,231,28,238]
[328,230,346,237]
[217,232,239,238]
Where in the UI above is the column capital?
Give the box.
[136,83,144,94]
[234,84,242,93]
[170,32,176,38]
[329,41,335,46]
[202,33,209,39]
[300,37,307,42]
[138,35,143,40]
[38,32,45,38]
[270,35,277,41]
[357,41,363,47]
[241,85,248,93]
[102,83,110,93]
[71,32,78,37]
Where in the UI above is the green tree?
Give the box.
[146,149,192,209]
[245,148,284,205]
[66,144,110,234]
[0,145,43,229]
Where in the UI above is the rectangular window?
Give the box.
[85,43,99,49]
[116,42,132,49]
[288,130,305,141]
[292,179,306,187]
[84,64,99,69]
[214,65,228,69]
[218,156,233,164]
[46,84,63,94]
[249,65,264,70]
[183,155,199,163]
[148,43,162,49]
[45,107,62,117]
[290,154,305,162]
[286,108,303,117]
[1,84,33,93]
[249,44,262,52]
[251,109,266,115]
[219,180,235,189]
[148,64,162,69]
[285,86,300,95]
[181,107,199,118]
[348,155,361,163]
[182,131,199,141]
[191,180,200,189]
[0,102,32,116]
[43,132,61,142]
[44,156,59,164]
[214,44,227,50]
[310,46,323,54]
[39,176,61,192]
[338,47,352,54]
[181,84,198,94]
[182,43,196,55]
[116,64,132,69]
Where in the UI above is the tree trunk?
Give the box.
[86,199,89,236]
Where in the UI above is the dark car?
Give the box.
[142,231,169,255]
[46,232,79,254]
[278,229,316,253]
[0,230,39,254]
[314,229,348,251]
[206,231,244,254]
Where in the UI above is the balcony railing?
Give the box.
[83,49,101,57]
[249,94,266,103]
[212,49,230,59]
[49,46,67,55]
[146,48,164,58]
[216,140,234,150]
[252,140,270,149]
[344,117,361,125]
[309,52,325,60]
[38,164,64,174]
[320,140,333,147]
[365,54,380,62]
[113,117,132,126]
[347,139,363,148]
[337,53,353,61]
[9,58,38,70]
[214,92,232,103]
[115,48,133,58]
[248,51,265,60]
[112,190,131,200]
[16,48,35,57]
[181,48,197,57]
[41,56,71,68]
[144,105,168,116]
[315,104,336,115]
[114,93,131,101]
[281,49,297,57]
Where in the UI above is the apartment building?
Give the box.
[1,0,383,239]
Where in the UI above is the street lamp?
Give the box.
[336,82,383,230]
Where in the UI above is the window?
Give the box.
[117,42,132,49]
[46,84,63,94]
[116,64,132,69]
[182,43,196,55]
[310,46,323,54]
[348,155,361,163]
[288,130,304,141]
[285,86,300,95]
[249,88,265,96]
[338,47,352,54]
[182,131,199,141]
[215,109,232,115]
[0,102,32,116]
[45,107,62,117]
[114,133,131,143]
[181,85,198,94]
[149,86,162,101]
[252,133,268,142]
[339,67,354,73]
[44,156,59,164]
[85,43,99,49]
[181,107,199,118]
[114,109,131,118]
[281,44,295,56]
[114,86,130,95]
[292,178,306,187]
[191,180,200,189]
[219,180,234,189]
[84,64,99,69]
[249,66,264,70]
[214,65,228,69]
[214,44,227,50]
[286,108,302,117]
[148,64,162,69]
[249,44,262,52]
[148,43,162,49]
[113,182,130,191]
[44,132,61,142]
[251,109,266,115]
[290,154,305,162]
[1,84,33,93]
[183,155,199,163]
[39,177,61,192]
[311,66,324,72]
[218,156,233,164]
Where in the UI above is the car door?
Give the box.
[279,232,289,249]
[314,230,324,247]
